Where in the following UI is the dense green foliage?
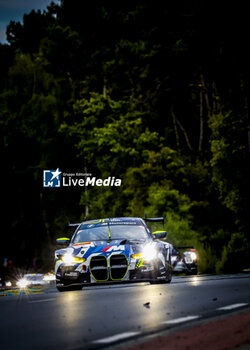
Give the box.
[0,0,249,272]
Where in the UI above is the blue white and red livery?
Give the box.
[55,217,172,291]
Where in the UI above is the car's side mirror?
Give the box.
[152,231,167,239]
[56,237,70,245]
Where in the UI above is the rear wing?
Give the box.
[68,223,81,227]
[144,214,165,224]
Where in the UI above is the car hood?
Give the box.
[56,239,150,260]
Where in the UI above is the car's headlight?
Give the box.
[5,281,12,287]
[17,279,29,288]
[62,254,86,264]
[43,273,56,281]
[142,245,158,260]
[190,252,197,260]
[131,245,158,261]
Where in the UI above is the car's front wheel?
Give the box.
[164,267,172,283]
[149,261,172,284]
[162,259,172,283]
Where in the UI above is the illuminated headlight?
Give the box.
[6,281,12,287]
[131,245,158,261]
[190,252,197,260]
[142,245,158,260]
[43,273,56,282]
[17,279,28,288]
[131,253,143,259]
[62,254,86,264]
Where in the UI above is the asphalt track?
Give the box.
[1,274,250,350]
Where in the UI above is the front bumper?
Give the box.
[56,262,162,286]
[56,265,90,285]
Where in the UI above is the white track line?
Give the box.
[161,315,200,324]
[93,331,141,344]
[217,303,248,311]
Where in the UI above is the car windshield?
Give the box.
[74,225,109,242]
[73,224,149,243]
[110,225,148,241]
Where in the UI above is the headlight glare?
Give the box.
[131,245,158,261]
[142,245,157,260]
[62,254,86,264]
[43,273,56,281]
[190,252,197,260]
[17,279,28,288]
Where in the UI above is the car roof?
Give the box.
[80,217,144,225]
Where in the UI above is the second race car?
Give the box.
[170,245,198,275]
[55,217,172,291]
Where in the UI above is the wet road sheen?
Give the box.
[1,274,250,350]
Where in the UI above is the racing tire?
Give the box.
[162,260,172,283]
[162,268,172,283]
[149,266,172,284]
[149,276,171,284]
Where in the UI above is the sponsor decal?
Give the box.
[102,245,125,252]
[43,169,122,187]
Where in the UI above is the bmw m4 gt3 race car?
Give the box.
[55,217,172,291]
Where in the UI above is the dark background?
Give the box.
[0,0,249,275]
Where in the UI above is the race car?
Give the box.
[170,245,198,275]
[55,217,172,291]
[16,273,50,288]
